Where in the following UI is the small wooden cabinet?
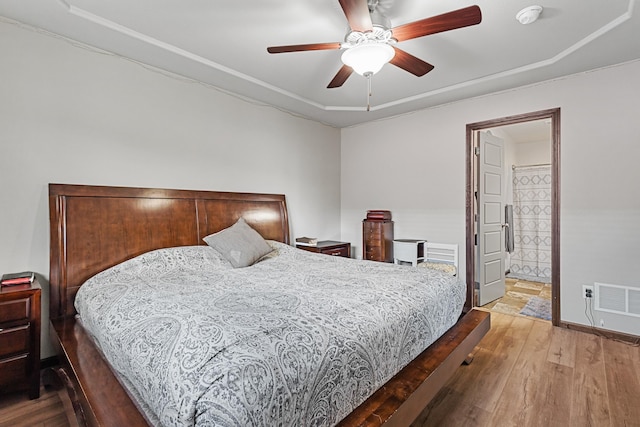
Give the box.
[297,240,351,258]
[363,219,394,262]
[0,279,41,399]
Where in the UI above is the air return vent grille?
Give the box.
[595,282,640,317]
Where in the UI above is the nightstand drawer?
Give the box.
[0,297,30,324]
[322,246,349,257]
[0,279,41,398]
[0,325,30,358]
[0,354,28,386]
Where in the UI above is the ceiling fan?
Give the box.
[267,1,482,90]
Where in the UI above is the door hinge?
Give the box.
[474,146,480,155]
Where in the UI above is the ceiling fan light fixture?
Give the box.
[516,5,543,25]
[341,43,395,76]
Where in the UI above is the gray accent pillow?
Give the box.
[203,218,273,268]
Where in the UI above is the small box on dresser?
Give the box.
[0,278,41,399]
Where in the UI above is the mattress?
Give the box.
[74,241,465,426]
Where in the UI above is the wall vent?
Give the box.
[595,282,640,317]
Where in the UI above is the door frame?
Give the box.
[465,108,561,326]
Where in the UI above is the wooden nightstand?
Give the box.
[0,278,41,399]
[296,240,351,258]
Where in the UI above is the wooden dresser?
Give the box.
[363,219,394,262]
[0,279,41,399]
[297,240,351,258]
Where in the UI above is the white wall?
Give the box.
[0,19,341,358]
[512,139,551,166]
[341,59,640,336]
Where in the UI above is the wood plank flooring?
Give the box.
[414,312,640,427]
[0,381,70,427]
[482,278,551,319]
[1,312,639,427]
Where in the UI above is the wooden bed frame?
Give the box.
[48,183,490,427]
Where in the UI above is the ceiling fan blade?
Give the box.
[267,42,342,54]
[338,0,373,32]
[327,65,354,88]
[389,47,434,76]
[391,5,482,42]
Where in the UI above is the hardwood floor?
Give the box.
[0,379,71,427]
[414,312,640,427]
[481,278,552,320]
[2,313,639,427]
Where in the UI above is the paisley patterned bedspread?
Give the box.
[75,241,465,427]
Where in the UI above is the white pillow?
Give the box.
[203,218,273,268]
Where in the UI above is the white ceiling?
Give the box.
[1,0,639,128]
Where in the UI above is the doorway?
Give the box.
[465,108,560,326]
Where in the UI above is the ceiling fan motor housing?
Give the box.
[344,25,395,46]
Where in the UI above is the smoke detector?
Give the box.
[516,5,543,25]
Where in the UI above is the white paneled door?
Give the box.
[478,131,506,306]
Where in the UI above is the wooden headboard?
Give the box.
[49,183,290,319]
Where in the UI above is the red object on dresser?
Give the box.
[366,210,392,220]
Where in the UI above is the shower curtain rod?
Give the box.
[512,163,551,169]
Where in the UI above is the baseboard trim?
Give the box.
[560,321,640,345]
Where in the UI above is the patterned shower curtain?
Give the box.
[510,164,552,282]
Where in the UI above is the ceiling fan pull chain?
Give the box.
[366,72,372,111]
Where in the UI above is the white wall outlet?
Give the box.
[583,285,594,299]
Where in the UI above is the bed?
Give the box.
[48,183,489,427]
